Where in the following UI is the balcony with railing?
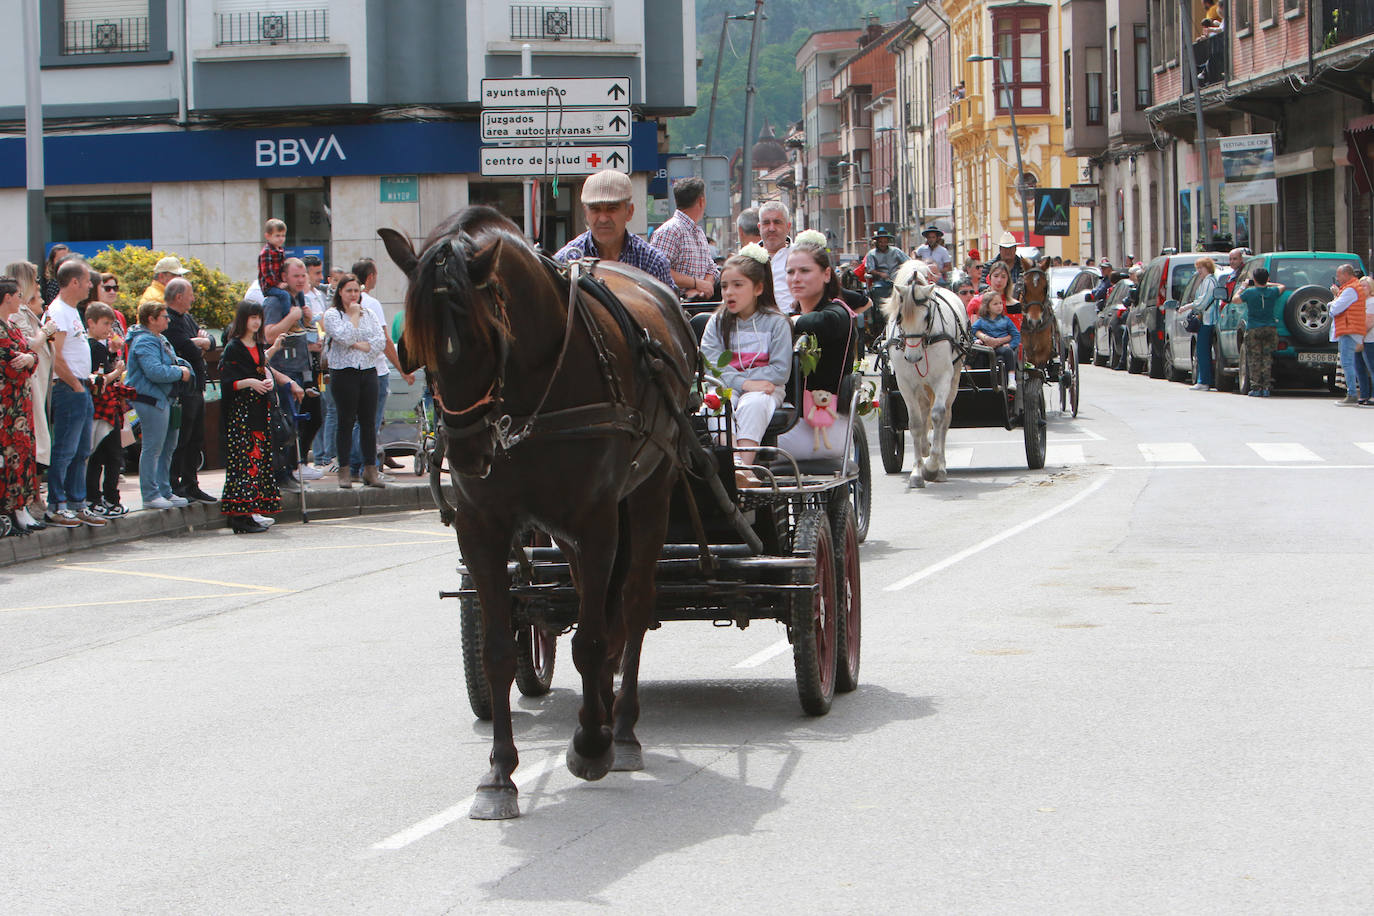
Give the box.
[1317,0,1374,52]
[510,5,610,42]
[1193,32,1227,87]
[216,9,329,47]
[62,17,150,55]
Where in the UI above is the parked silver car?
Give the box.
[1051,266,1103,362]
[1160,266,1232,383]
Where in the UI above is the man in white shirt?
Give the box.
[44,260,106,527]
[758,201,795,313]
[913,226,953,278]
[348,258,414,478]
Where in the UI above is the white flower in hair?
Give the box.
[737,242,770,265]
[793,229,827,249]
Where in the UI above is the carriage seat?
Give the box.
[966,343,996,370]
[765,371,860,475]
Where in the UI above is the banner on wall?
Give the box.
[1218,134,1278,205]
[1033,189,1071,236]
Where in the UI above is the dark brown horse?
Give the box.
[1019,267,1058,368]
[379,207,697,819]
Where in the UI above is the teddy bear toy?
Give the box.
[803,389,838,451]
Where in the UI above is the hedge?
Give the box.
[90,245,247,331]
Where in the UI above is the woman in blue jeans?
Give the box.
[126,301,193,510]
[1186,257,1220,390]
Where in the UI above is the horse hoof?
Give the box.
[906,474,925,490]
[610,739,644,772]
[469,785,520,820]
[566,736,615,782]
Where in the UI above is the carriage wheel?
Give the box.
[849,417,872,543]
[514,624,557,696]
[790,509,838,716]
[1059,342,1080,418]
[458,575,495,721]
[827,499,862,693]
[877,387,904,474]
[1023,376,1047,470]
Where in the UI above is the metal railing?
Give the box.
[510,5,610,41]
[62,16,150,55]
[1318,0,1374,51]
[1194,34,1226,87]
[1136,87,1152,108]
[216,9,330,47]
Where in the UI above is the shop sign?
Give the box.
[380,176,419,203]
[1218,134,1278,205]
[1033,189,1072,236]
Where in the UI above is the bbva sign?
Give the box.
[255,134,347,168]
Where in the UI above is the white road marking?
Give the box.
[1139,442,1206,463]
[371,754,562,851]
[884,474,1113,592]
[1109,464,1374,471]
[1355,442,1374,458]
[734,639,791,668]
[1045,444,1085,466]
[1247,442,1322,462]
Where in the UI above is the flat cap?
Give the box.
[581,169,633,204]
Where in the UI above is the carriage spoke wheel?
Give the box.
[790,509,838,716]
[514,623,557,696]
[828,499,862,693]
[1059,342,1080,417]
[849,417,872,543]
[1023,376,1047,470]
[457,574,494,721]
[878,386,904,474]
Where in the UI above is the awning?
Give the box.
[1345,115,1374,195]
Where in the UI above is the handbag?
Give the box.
[1182,308,1201,334]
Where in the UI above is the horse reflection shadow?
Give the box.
[475,681,936,905]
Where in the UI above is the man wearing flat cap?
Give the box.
[913,226,952,279]
[554,169,674,291]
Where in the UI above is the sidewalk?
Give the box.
[1,464,440,568]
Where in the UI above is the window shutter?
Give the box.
[63,0,148,19]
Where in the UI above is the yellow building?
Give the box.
[945,0,1087,262]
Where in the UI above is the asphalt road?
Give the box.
[3,365,1372,914]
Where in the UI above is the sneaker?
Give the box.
[101,499,129,517]
[144,496,174,510]
[168,495,190,508]
[316,458,339,473]
[1335,395,1359,406]
[76,508,107,527]
[46,509,81,528]
[1261,389,1272,398]
[376,471,396,483]
[297,465,324,481]
[86,501,109,517]
[251,513,276,528]
[1247,389,1263,397]
[1189,383,1209,390]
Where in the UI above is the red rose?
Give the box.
[703,392,721,411]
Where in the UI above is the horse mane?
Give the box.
[403,205,533,371]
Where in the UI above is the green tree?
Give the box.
[91,246,247,332]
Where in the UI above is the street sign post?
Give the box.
[481,108,631,142]
[479,146,631,177]
[480,77,631,109]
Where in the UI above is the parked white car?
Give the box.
[1052,266,1103,361]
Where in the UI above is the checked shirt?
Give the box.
[554,230,675,293]
[650,210,719,292]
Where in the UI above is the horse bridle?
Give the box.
[1019,267,1055,334]
[890,285,970,361]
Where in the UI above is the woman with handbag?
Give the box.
[219,301,284,533]
[1186,257,1220,390]
[126,301,193,510]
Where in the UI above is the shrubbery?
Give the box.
[90,246,247,331]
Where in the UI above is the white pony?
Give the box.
[881,261,971,489]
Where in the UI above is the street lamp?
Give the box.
[967,54,1032,244]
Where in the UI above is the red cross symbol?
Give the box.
[587,153,602,167]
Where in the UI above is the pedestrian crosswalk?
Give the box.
[931,435,1374,471]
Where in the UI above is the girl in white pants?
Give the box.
[700,244,794,486]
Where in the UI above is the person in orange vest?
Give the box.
[1329,262,1368,406]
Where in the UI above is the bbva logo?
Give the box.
[255,134,347,167]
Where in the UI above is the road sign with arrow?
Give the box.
[481,108,631,142]
[479,145,631,177]
[480,77,633,109]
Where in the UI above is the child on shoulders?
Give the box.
[700,244,793,486]
[258,218,291,312]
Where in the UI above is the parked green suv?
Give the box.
[1215,252,1366,392]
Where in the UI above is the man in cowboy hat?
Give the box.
[913,225,952,278]
[981,230,1027,293]
[863,224,908,307]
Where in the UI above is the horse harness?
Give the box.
[889,289,971,368]
[430,246,688,467]
[1018,268,1056,337]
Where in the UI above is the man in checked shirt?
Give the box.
[554,169,675,293]
[650,176,720,300]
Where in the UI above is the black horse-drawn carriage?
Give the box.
[438,311,870,718]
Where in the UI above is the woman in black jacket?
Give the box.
[218,301,281,533]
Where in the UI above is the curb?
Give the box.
[0,482,440,568]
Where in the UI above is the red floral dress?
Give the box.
[0,318,40,514]
[218,339,280,518]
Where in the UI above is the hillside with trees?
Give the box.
[669,1,906,158]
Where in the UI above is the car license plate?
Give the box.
[1297,351,1339,365]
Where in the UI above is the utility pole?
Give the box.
[738,0,765,212]
[21,0,44,267]
[1179,0,1214,249]
[704,13,732,157]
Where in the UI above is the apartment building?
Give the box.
[796,28,864,249]
[889,1,956,253]
[830,19,903,256]
[1147,0,1374,262]
[1,0,694,304]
